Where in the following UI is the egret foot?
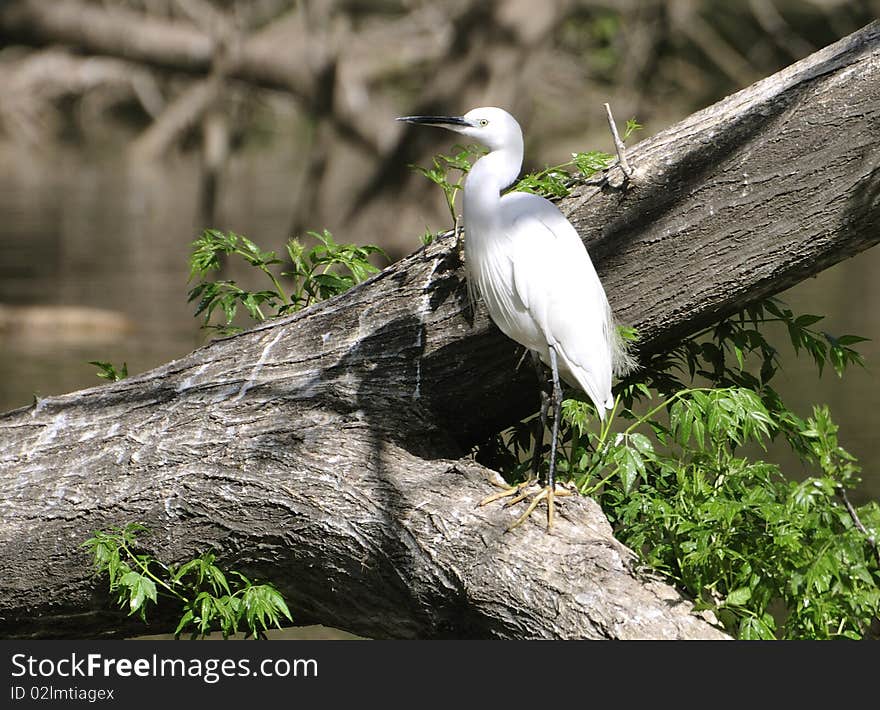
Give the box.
[506,484,575,531]
[478,478,537,507]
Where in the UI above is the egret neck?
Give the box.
[463,137,523,241]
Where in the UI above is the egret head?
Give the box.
[396,106,522,153]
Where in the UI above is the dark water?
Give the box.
[1,148,878,511]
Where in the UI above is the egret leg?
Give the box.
[477,392,548,509]
[479,348,575,529]
[518,349,551,476]
[506,346,574,530]
[546,346,562,493]
[532,362,550,480]
[479,352,546,508]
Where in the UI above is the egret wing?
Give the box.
[502,193,614,413]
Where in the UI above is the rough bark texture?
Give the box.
[1,23,878,640]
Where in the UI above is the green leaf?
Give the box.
[725,587,752,606]
[206,564,231,596]
[834,334,870,346]
[738,613,776,640]
[572,150,613,176]
[628,432,655,458]
[174,609,195,637]
[617,446,645,495]
[240,583,293,637]
[120,571,157,616]
[89,361,128,381]
[623,118,643,139]
[794,314,824,328]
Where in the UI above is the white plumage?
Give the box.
[467,187,619,416]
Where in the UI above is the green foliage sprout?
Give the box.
[411,143,487,228]
[511,116,640,197]
[83,523,293,639]
[89,361,128,381]
[188,228,387,335]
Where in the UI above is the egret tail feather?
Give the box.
[607,305,638,377]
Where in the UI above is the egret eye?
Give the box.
[478,119,489,127]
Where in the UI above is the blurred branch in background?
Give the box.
[0,48,163,147]
[0,0,877,253]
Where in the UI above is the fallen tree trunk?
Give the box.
[0,23,878,640]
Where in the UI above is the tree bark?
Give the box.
[0,22,878,640]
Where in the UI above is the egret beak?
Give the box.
[395,115,471,129]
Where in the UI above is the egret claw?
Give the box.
[478,478,536,507]
[505,485,575,531]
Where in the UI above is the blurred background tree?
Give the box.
[0,0,877,501]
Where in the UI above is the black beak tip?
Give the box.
[395,115,468,127]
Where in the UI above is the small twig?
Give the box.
[837,486,880,566]
[580,174,609,187]
[604,102,633,180]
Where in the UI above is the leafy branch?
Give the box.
[188,228,386,335]
[410,143,486,227]
[89,361,128,381]
[83,523,293,638]
[511,150,613,198]
[511,117,640,198]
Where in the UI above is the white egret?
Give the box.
[397,107,633,529]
